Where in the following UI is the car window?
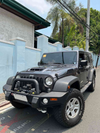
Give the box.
[41,52,63,64]
[79,53,85,61]
[79,53,85,67]
[84,54,90,64]
[63,52,77,64]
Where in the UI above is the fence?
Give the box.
[0,35,99,93]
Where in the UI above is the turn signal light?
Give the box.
[50,98,58,101]
[68,85,70,89]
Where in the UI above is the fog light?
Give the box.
[43,98,48,104]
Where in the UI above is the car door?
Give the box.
[84,53,91,83]
[78,52,86,88]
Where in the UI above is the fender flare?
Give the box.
[53,76,80,92]
[7,76,15,85]
[88,68,96,81]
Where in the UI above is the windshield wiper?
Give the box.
[53,63,62,64]
[41,63,62,65]
[40,63,48,65]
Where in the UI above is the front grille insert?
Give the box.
[13,78,39,94]
[18,75,45,92]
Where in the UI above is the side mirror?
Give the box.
[38,62,40,66]
[80,60,87,67]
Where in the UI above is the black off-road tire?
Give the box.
[53,89,85,128]
[10,101,27,109]
[88,75,95,92]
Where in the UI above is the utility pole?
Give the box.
[86,0,90,52]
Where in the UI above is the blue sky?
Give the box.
[77,0,100,11]
[16,0,100,37]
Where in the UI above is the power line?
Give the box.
[57,0,98,36]
[62,0,99,38]
[56,0,99,44]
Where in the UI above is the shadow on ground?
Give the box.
[83,90,91,101]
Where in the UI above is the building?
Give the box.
[0,0,50,47]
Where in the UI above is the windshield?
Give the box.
[40,52,77,65]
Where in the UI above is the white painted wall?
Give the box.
[0,8,34,47]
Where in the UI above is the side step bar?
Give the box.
[81,82,92,93]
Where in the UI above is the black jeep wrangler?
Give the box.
[3,51,96,127]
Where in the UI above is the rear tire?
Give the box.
[10,101,27,109]
[53,89,85,127]
[88,75,95,92]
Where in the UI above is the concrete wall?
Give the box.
[0,36,63,93]
[0,40,15,94]
[0,36,99,93]
[25,47,41,69]
[92,54,100,67]
[0,8,34,47]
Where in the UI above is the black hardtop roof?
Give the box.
[43,50,91,55]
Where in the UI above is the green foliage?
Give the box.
[79,8,100,54]
[46,6,60,37]
[46,6,74,46]
[65,24,76,46]
[46,0,100,53]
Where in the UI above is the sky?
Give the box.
[16,0,100,37]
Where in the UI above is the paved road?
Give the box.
[0,68,100,133]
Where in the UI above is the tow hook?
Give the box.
[37,108,47,113]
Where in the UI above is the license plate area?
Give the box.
[13,94,28,102]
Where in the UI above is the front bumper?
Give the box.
[3,84,67,109]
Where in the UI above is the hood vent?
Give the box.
[30,68,44,71]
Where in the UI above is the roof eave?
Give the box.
[0,0,50,30]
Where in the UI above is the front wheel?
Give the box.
[53,89,85,127]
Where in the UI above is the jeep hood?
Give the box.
[19,65,77,78]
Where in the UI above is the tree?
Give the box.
[77,8,100,54]
[78,8,100,67]
[46,7,74,46]
[46,0,100,55]
[46,0,82,12]
[46,6,60,37]
[65,24,85,49]
[46,0,56,4]
[46,0,84,47]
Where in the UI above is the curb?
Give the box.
[0,101,10,108]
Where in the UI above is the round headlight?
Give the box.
[45,77,53,86]
[16,75,20,79]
